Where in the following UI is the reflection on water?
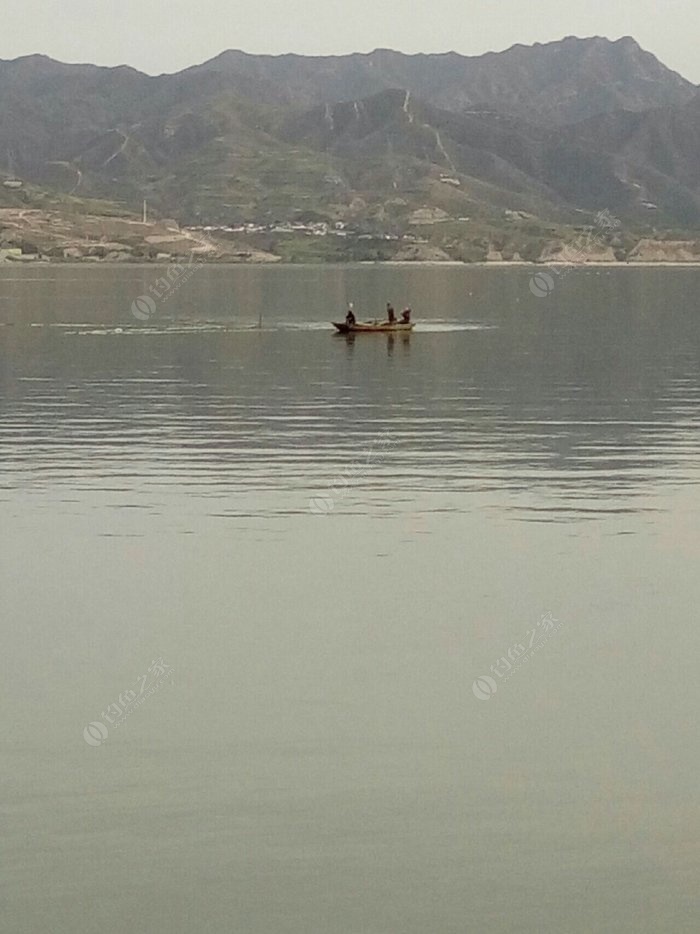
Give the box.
[2,264,700,934]
[2,264,700,524]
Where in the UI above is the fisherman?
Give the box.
[401,307,411,324]
[345,303,356,327]
[387,303,396,324]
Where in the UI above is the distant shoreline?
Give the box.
[2,258,700,269]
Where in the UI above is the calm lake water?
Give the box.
[1,263,699,933]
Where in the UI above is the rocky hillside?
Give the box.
[559,93,700,226]
[0,37,698,233]
[186,37,696,124]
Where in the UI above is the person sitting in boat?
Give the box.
[386,303,396,324]
[401,307,411,324]
[346,304,356,327]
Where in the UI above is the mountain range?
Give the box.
[1,35,699,240]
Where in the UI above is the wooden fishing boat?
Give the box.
[332,321,414,334]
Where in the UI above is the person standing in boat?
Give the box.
[401,307,411,324]
[346,303,356,327]
[386,303,396,324]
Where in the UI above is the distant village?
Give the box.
[1,174,689,266]
[187,220,431,245]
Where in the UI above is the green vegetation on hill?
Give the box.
[1,37,699,261]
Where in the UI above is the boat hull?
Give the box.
[332,322,414,334]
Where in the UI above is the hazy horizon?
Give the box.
[1,0,699,82]
[3,35,699,85]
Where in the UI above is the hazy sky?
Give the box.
[2,0,699,82]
